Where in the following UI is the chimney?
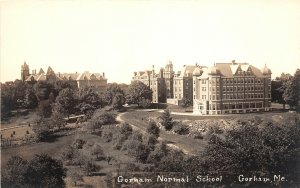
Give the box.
[103,72,105,78]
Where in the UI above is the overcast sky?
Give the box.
[1,0,299,84]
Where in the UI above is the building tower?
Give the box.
[164,60,174,98]
[21,61,30,81]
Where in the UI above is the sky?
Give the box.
[1,0,299,84]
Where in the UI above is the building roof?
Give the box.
[179,65,196,77]
[199,62,268,78]
[76,71,107,81]
[57,73,80,80]
[38,68,45,75]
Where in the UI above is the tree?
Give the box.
[76,87,104,117]
[146,120,160,138]
[23,87,38,109]
[1,156,28,187]
[180,97,192,111]
[125,81,152,106]
[37,100,52,118]
[159,109,174,131]
[274,73,293,109]
[34,81,55,101]
[68,169,83,186]
[91,144,104,160]
[83,160,100,176]
[283,70,300,110]
[200,116,300,187]
[105,83,125,105]
[61,145,79,162]
[32,117,52,142]
[112,92,125,110]
[87,110,116,132]
[139,98,152,109]
[54,88,76,115]
[51,110,65,129]
[25,154,66,187]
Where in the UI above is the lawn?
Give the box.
[120,111,208,154]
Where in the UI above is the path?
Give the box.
[116,112,192,155]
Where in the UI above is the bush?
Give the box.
[193,133,204,139]
[159,110,174,131]
[73,139,86,149]
[88,110,116,132]
[83,160,100,176]
[173,122,189,135]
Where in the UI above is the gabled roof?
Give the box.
[38,68,45,75]
[46,66,55,75]
[179,65,196,77]
[199,62,266,78]
[25,75,38,82]
[76,71,106,81]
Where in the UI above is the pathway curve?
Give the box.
[116,112,191,155]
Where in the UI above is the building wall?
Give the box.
[193,74,272,115]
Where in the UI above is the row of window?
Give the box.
[194,93,271,100]
[200,85,270,92]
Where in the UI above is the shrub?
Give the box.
[83,160,100,176]
[193,133,204,139]
[159,109,174,131]
[73,139,86,149]
[91,144,104,160]
[173,122,189,135]
[146,120,160,138]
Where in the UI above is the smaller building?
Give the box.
[132,66,166,103]
[21,62,108,93]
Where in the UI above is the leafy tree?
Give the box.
[51,110,65,129]
[25,154,66,188]
[125,81,152,106]
[105,83,125,105]
[1,83,15,119]
[180,97,192,111]
[283,80,298,110]
[68,169,83,186]
[139,98,152,109]
[32,117,52,142]
[159,109,174,131]
[54,88,76,115]
[61,145,79,163]
[119,122,133,138]
[283,70,300,110]
[88,110,116,132]
[146,120,160,138]
[34,81,55,101]
[37,100,52,118]
[200,116,300,187]
[124,132,150,163]
[91,144,104,160]
[274,73,293,109]
[1,156,28,187]
[112,92,125,110]
[23,87,38,109]
[83,160,100,176]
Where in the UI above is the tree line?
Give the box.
[1,80,154,121]
[271,69,300,111]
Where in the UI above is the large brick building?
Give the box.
[132,61,174,103]
[21,62,107,92]
[192,60,272,115]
